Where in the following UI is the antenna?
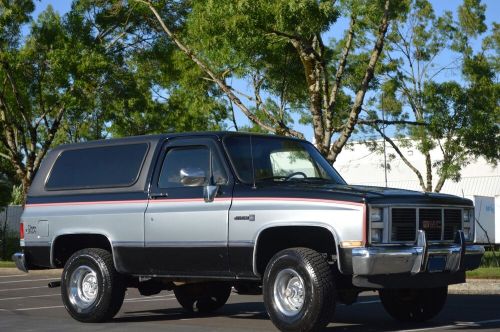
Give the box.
[249,135,257,189]
[382,92,388,187]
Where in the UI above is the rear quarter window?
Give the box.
[45,143,149,190]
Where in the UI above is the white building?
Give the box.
[334,139,499,197]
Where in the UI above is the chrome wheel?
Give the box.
[68,265,98,310]
[273,268,305,316]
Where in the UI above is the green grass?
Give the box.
[467,267,500,279]
[0,260,15,268]
[481,250,500,268]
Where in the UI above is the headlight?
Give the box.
[463,209,470,223]
[371,228,383,243]
[369,206,385,244]
[463,208,474,242]
[463,226,471,241]
[370,208,383,222]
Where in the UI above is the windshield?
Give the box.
[224,135,346,185]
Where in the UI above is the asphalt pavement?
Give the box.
[0,270,499,332]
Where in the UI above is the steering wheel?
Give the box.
[285,172,307,181]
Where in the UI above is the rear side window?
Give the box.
[45,143,149,190]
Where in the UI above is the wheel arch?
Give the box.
[51,233,116,269]
[252,223,342,276]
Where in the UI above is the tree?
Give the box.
[70,0,229,138]
[128,0,410,163]
[0,2,118,197]
[361,0,499,192]
[0,1,231,200]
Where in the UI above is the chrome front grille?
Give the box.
[391,208,417,242]
[391,207,463,242]
[443,209,462,240]
[419,209,442,241]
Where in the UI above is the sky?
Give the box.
[30,0,500,141]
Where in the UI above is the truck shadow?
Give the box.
[115,293,500,331]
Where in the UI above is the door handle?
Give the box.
[150,193,168,199]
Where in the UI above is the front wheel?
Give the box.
[61,248,125,322]
[263,247,336,332]
[379,287,448,322]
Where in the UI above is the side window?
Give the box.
[45,143,148,190]
[158,147,209,188]
[157,145,228,188]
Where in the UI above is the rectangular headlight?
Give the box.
[370,207,383,222]
[463,208,474,242]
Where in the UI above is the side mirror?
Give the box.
[179,168,206,187]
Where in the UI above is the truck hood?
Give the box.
[259,182,473,206]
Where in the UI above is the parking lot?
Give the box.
[0,270,499,332]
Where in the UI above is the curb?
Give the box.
[449,279,500,295]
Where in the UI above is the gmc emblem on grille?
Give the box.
[422,220,441,230]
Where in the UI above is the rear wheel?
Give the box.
[174,282,232,313]
[263,247,336,332]
[61,248,125,322]
[379,287,448,322]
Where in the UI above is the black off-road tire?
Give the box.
[263,247,336,332]
[61,248,126,322]
[174,282,232,313]
[379,287,448,323]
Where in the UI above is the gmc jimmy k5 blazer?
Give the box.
[13,132,484,331]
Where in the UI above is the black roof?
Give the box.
[51,131,303,151]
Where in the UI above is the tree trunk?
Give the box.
[327,0,391,163]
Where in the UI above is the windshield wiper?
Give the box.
[288,177,336,183]
[257,176,288,182]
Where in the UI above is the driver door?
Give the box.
[144,137,233,276]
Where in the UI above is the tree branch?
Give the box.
[328,0,391,163]
[374,126,427,191]
[358,119,428,126]
[326,15,355,135]
[137,0,304,138]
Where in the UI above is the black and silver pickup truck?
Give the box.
[13,132,484,331]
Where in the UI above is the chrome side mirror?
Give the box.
[179,168,206,187]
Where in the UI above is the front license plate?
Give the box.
[427,256,447,273]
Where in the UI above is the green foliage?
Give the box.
[365,0,499,192]
[0,0,34,48]
[458,0,487,37]
[0,175,11,209]
[0,233,20,261]
[9,185,24,205]
[481,251,500,268]
[466,267,500,279]
[0,0,229,197]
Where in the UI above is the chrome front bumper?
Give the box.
[12,252,29,273]
[352,230,484,276]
